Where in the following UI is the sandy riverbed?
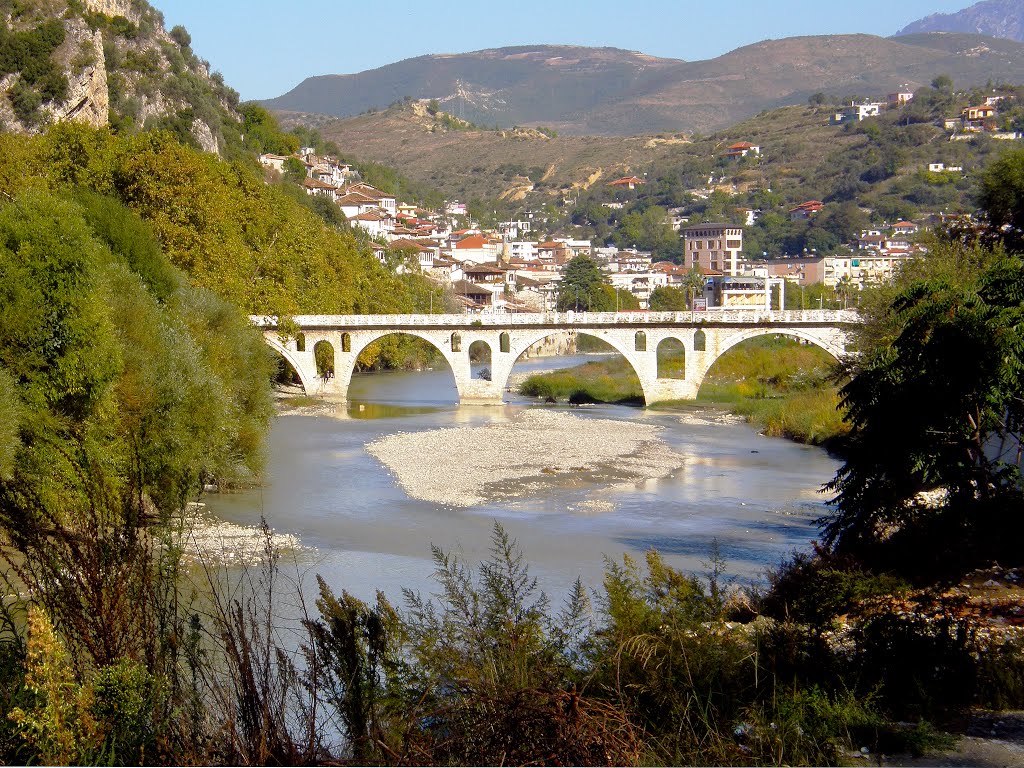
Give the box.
[365,409,686,507]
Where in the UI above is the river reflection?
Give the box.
[205,354,841,608]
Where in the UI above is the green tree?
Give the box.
[649,285,688,311]
[976,148,1024,252]
[557,255,610,311]
[824,245,1024,560]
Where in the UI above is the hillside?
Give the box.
[898,0,1024,41]
[280,83,1002,214]
[0,0,240,152]
[276,101,691,203]
[265,33,1024,136]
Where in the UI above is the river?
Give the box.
[204,354,841,608]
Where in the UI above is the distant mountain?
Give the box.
[263,33,1024,136]
[897,0,1024,41]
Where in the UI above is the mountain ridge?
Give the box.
[262,32,1024,136]
[897,0,1024,41]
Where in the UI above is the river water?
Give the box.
[205,354,841,607]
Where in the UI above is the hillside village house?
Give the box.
[830,102,883,124]
[722,141,760,159]
[607,176,646,190]
[887,91,914,107]
[349,210,393,239]
[789,200,824,221]
[825,253,914,289]
[962,105,997,131]
[683,223,744,276]
[259,153,288,173]
[453,233,501,264]
[759,256,826,287]
[608,270,668,307]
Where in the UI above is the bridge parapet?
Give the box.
[252,309,860,406]
[250,309,861,330]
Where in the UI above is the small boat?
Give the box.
[478,367,491,381]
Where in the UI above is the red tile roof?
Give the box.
[607,176,646,187]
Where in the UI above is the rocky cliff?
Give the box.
[897,0,1024,42]
[0,0,239,153]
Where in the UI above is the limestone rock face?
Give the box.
[52,25,108,128]
[191,118,219,154]
[0,0,236,154]
[82,0,141,24]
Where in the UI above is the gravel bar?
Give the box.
[366,409,685,507]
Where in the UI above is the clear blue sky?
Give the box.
[154,0,974,101]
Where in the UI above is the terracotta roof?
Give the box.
[789,200,824,212]
[337,191,378,205]
[727,141,757,150]
[451,279,491,296]
[302,177,337,190]
[390,238,431,251]
[607,176,646,186]
[454,234,495,249]
[463,263,505,274]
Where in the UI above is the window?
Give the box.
[657,338,686,379]
[693,329,706,351]
[296,333,306,353]
[500,332,510,353]
[341,333,351,353]
[451,332,461,352]
[635,331,647,352]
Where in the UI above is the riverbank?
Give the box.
[518,336,849,447]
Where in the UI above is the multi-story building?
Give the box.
[682,223,743,276]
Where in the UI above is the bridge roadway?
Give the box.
[251,309,860,406]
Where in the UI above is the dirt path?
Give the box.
[880,712,1024,767]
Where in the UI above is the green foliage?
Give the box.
[758,549,911,628]
[616,205,680,258]
[648,284,689,310]
[824,244,1024,558]
[90,659,157,763]
[853,610,978,719]
[168,24,190,49]
[0,17,68,124]
[397,523,640,765]
[697,335,847,445]
[977,148,1024,252]
[238,102,299,156]
[304,577,404,763]
[519,357,644,405]
[557,254,611,311]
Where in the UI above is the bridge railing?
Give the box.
[250,309,861,329]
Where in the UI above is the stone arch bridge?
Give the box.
[251,310,860,406]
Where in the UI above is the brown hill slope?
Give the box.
[276,103,694,203]
[264,33,1024,136]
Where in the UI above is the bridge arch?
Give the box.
[497,328,650,403]
[347,330,456,375]
[261,333,318,395]
[691,326,846,398]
